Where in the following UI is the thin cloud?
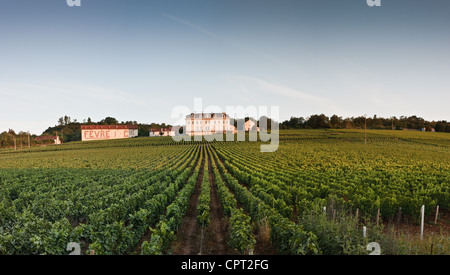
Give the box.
[161,13,225,42]
[227,75,342,114]
[0,82,148,107]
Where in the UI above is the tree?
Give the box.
[287,117,305,129]
[63,115,71,126]
[434,121,449,132]
[7,129,17,150]
[0,132,12,147]
[368,115,383,129]
[330,115,342,128]
[305,114,330,129]
[100,117,118,125]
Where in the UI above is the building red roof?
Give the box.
[81,125,138,130]
[35,136,57,141]
[150,127,173,132]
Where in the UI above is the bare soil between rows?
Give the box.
[172,156,205,255]
[173,150,238,255]
[202,157,237,255]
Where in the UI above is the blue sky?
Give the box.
[0,0,449,134]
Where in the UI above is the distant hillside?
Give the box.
[280,114,450,132]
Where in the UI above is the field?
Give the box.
[0,129,449,255]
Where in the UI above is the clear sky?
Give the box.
[0,0,449,134]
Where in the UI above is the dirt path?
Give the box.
[202,155,236,255]
[172,154,205,255]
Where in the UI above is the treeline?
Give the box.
[0,130,39,149]
[0,129,61,149]
[42,116,171,143]
[280,114,450,132]
[2,114,448,149]
[0,116,171,148]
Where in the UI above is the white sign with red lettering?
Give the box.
[82,129,137,141]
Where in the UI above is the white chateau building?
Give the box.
[185,112,236,136]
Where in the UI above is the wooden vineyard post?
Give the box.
[397,207,402,225]
[355,208,359,222]
[364,115,367,144]
[435,205,439,224]
[363,226,367,238]
[376,209,380,227]
[420,205,425,241]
